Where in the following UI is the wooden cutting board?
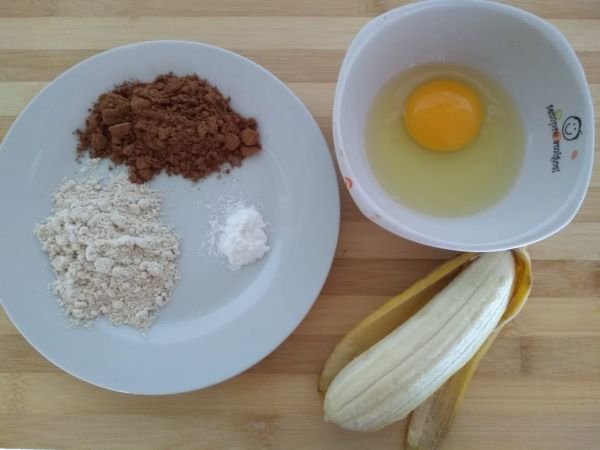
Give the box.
[1,1,599,449]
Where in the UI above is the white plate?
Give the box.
[0,41,339,394]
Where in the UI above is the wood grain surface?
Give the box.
[1,1,599,449]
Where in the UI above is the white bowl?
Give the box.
[333,0,594,252]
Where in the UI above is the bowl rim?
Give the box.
[332,0,595,252]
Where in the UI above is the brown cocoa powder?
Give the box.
[76,73,261,183]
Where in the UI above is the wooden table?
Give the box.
[1,1,599,449]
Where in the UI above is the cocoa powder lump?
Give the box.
[76,73,261,183]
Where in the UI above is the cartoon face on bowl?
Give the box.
[562,115,582,141]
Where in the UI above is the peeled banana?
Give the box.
[323,252,516,432]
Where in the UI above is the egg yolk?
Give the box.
[404,79,483,152]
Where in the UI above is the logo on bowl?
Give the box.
[546,105,582,174]
[562,116,582,141]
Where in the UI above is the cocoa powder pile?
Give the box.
[76,73,261,183]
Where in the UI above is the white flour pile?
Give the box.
[208,201,269,271]
[34,171,180,331]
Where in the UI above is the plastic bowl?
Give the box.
[333,0,594,251]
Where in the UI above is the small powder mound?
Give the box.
[217,204,270,271]
[76,73,262,183]
[34,169,180,331]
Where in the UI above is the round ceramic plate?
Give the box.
[0,41,339,394]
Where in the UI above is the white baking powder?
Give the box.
[216,204,269,271]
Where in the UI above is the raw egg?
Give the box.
[365,64,524,216]
[404,79,483,152]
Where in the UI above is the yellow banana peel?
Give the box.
[318,249,532,450]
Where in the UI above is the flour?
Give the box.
[34,170,180,331]
[212,203,269,271]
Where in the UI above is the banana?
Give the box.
[323,251,515,432]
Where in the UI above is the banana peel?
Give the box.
[318,249,532,449]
